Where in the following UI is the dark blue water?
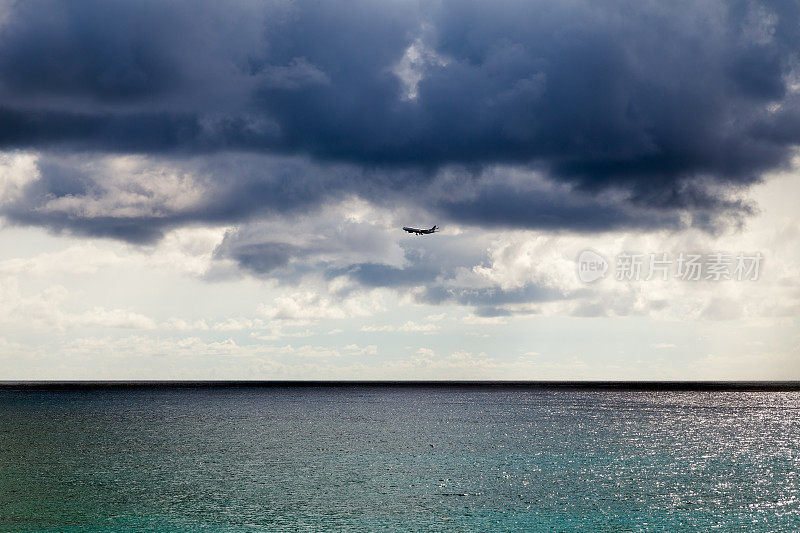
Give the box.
[1,387,798,531]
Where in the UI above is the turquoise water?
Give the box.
[0,387,798,531]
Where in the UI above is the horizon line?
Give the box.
[1,380,799,391]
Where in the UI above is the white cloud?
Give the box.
[0,244,126,276]
[69,307,159,330]
[465,170,800,323]
[161,318,211,331]
[0,151,39,206]
[398,320,439,333]
[0,278,160,331]
[344,344,378,356]
[462,314,507,325]
[391,26,450,101]
[360,320,440,334]
[0,276,224,332]
[36,154,206,219]
[0,226,228,278]
[258,289,386,323]
[0,157,797,380]
[361,324,396,332]
[212,317,267,331]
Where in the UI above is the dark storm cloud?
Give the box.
[435,184,685,232]
[3,150,716,244]
[417,284,569,307]
[0,0,799,239]
[217,241,296,275]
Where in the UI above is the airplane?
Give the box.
[402,225,438,235]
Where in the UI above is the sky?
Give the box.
[0,0,798,380]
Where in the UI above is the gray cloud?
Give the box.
[0,0,797,267]
[213,213,581,316]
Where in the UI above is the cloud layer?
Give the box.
[1,0,799,237]
[0,0,799,328]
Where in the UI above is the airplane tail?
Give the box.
[431,225,438,232]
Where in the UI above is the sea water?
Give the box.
[0,386,798,531]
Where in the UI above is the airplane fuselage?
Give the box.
[403,225,438,235]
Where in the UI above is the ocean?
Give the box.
[0,385,798,531]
